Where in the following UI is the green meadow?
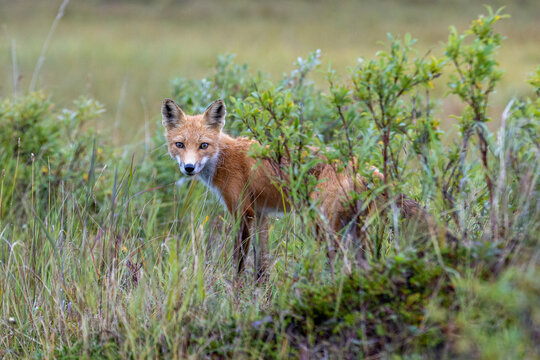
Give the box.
[1,1,539,359]
[1,0,539,140]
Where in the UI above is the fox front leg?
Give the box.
[234,208,254,275]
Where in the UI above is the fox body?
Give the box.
[162,99,434,278]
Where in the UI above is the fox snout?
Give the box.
[175,155,210,177]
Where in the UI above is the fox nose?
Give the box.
[184,163,195,174]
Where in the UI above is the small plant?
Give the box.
[351,34,444,185]
[445,7,508,240]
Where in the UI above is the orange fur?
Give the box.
[161,99,439,280]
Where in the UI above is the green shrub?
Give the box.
[286,250,450,356]
[0,93,109,218]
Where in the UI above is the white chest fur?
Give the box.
[197,153,227,209]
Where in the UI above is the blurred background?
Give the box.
[1,0,539,143]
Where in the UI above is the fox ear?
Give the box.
[203,99,226,130]
[161,99,186,130]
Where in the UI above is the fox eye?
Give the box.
[175,142,184,149]
[199,143,209,150]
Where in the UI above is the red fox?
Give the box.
[162,99,444,279]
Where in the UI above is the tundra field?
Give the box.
[1,1,540,359]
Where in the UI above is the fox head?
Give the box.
[161,99,226,177]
